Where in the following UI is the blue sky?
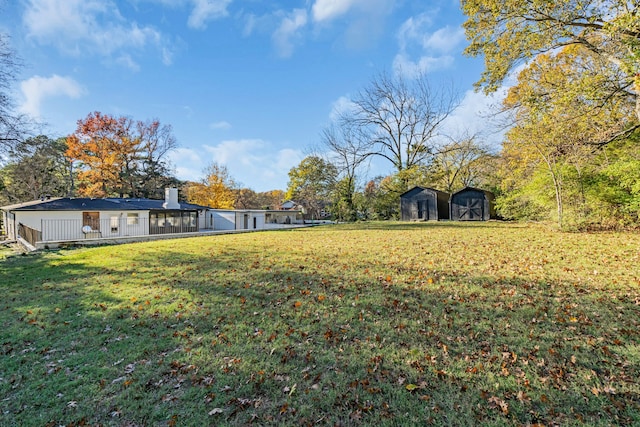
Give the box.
[2,0,504,192]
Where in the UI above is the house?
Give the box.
[400,186,450,221]
[1,188,306,250]
[206,209,303,231]
[1,188,209,246]
[449,187,496,221]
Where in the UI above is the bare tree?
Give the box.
[429,132,494,193]
[343,71,459,186]
[0,33,31,153]
[320,122,371,220]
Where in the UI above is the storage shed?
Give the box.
[449,187,496,221]
[400,186,450,221]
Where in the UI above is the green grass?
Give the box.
[0,245,15,260]
[1,221,639,426]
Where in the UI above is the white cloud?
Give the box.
[422,26,466,53]
[392,52,455,77]
[394,13,465,77]
[274,148,303,171]
[19,75,86,118]
[396,13,434,51]
[115,54,140,71]
[311,0,395,49]
[210,121,232,130]
[272,9,308,58]
[329,96,357,122]
[442,88,508,150]
[168,147,205,182]
[311,0,360,22]
[187,0,232,29]
[171,139,303,191]
[23,0,171,67]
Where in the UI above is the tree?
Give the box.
[185,162,237,209]
[256,190,285,210]
[428,134,495,193]
[0,135,73,203]
[320,123,370,221]
[462,0,640,137]
[359,176,401,220]
[66,112,177,198]
[342,71,459,187]
[233,189,285,210]
[0,33,32,153]
[499,45,639,228]
[285,156,337,219]
[234,188,258,209]
[135,119,179,198]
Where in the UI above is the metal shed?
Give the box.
[449,187,496,221]
[400,186,450,221]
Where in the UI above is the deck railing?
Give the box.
[39,217,203,243]
[40,217,151,242]
[18,223,42,246]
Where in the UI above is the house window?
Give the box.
[110,216,119,233]
[127,213,139,225]
[83,211,100,230]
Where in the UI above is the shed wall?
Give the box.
[400,188,449,221]
[450,190,492,221]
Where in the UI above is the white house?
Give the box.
[1,188,209,246]
[207,209,302,231]
[1,188,305,249]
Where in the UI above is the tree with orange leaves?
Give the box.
[66,112,177,198]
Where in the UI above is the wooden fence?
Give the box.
[18,223,42,247]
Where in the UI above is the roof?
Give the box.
[400,186,449,198]
[1,197,208,212]
[451,187,495,198]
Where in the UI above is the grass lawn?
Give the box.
[0,244,17,260]
[1,221,639,426]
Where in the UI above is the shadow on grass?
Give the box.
[321,220,523,232]
[1,239,639,426]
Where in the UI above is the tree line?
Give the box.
[286,0,640,229]
[2,1,639,229]
[0,118,285,211]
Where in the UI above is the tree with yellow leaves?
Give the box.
[185,162,237,209]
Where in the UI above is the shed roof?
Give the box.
[400,186,448,198]
[451,187,495,198]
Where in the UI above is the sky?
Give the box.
[1,0,505,192]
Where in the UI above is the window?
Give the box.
[83,211,100,230]
[127,213,139,225]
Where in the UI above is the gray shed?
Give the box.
[400,186,450,221]
[449,187,496,221]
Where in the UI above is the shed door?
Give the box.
[417,200,428,220]
[83,211,100,230]
[458,198,483,220]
